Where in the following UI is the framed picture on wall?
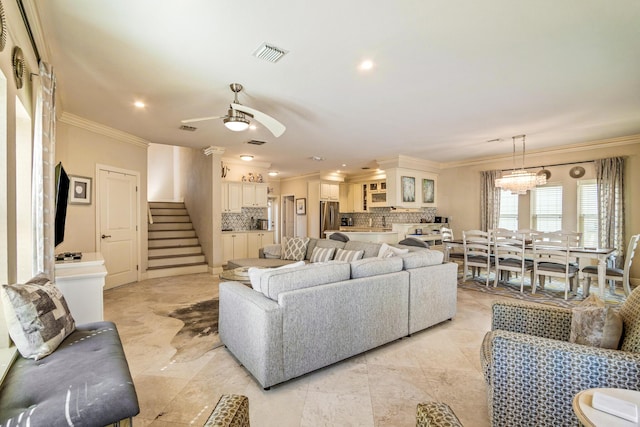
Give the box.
[69,175,92,205]
[296,198,306,215]
[422,178,435,203]
[401,176,415,203]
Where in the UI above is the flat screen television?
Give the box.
[54,162,69,247]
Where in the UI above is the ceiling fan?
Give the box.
[181,83,286,137]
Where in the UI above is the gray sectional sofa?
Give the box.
[219,239,457,389]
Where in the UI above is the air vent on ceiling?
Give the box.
[253,43,288,63]
[179,125,197,132]
[247,140,267,146]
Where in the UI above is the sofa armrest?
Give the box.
[218,282,284,388]
[491,300,572,341]
[261,244,282,259]
[486,329,640,426]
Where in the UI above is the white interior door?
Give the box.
[97,167,139,288]
[282,195,295,238]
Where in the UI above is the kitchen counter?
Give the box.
[222,229,273,233]
[325,230,399,244]
[339,227,393,232]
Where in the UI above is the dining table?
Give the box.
[445,240,615,298]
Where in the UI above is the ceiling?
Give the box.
[28,0,640,178]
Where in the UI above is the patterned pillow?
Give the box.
[310,246,336,263]
[0,274,76,360]
[570,294,622,349]
[281,236,310,261]
[334,248,364,262]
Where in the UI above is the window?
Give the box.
[498,190,518,230]
[531,184,563,232]
[15,98,33,282]
[578,180,598,247]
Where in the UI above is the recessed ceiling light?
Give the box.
[342,164,347,167]
[268,171,278,176]
[359,60,374,71]
[240,155,254,161]
[134,101,145,108]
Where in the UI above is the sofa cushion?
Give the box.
[399,250,444,269]
[310,246,336,263]
[248,261,305,293]
[334,248,365,262]
[570,294,623,349]
[377,243,409,258]
[259,262,351,301]
[350,257,404,279]
[344,241,382,258]
[281,236,310,261]
[0,274,76,360]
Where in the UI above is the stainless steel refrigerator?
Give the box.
[320,201,340,237]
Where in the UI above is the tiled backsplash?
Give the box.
[344,207,438,228]
[222,207,267,230]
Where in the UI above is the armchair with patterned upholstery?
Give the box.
[481,286,640,426]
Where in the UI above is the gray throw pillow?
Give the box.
[570,294,622,349]
[0,274,76,360]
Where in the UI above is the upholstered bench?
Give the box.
[0,321,139,426]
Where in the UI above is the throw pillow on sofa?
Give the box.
[248,261,305,293]
[570,294,622,349]
[0,273,76,360]
[310,246,336,263]
[377,243,409,258]
[334,248,364,262]
[281,236,310,261]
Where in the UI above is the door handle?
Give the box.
[101,234,112,239]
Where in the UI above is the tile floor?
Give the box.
[104,273,509,426]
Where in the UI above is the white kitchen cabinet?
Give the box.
[339,184,353,213]
[242,183,268,207]
[352,183,368,212]
[320,182,339,201]
[246,231,274,258]
[222,182,242,213]
[222,232,247,264]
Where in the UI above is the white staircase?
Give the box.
[147,202,208,278]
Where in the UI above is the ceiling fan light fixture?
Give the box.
[240,155,253,161]
[224,116,250,132]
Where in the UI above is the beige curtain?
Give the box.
[32,62,57,277]
[481,170,502,232]
[596,157,624,268]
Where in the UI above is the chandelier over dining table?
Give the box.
[495,134,546,195]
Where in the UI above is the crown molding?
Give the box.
[59,112,150,148]
[221,156,271,169]
[377,155,441,173]
[441,134,640,169]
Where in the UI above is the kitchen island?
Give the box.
[324,230,399,244]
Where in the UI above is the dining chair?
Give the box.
[493,230,533,293]
[532,233,579,299]
[440,226,464,263]
[463,229,494,286]
[582,234,639,296]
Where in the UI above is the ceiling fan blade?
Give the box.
[181,115,224,124]
[231,103,286,137]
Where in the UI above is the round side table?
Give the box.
[573,388,640,427]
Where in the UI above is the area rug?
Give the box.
[155,298,223,362]
[458,276,626,308]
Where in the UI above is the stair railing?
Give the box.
[147,203,154,225]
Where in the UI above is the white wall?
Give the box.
[148,143,182,201]
[55,117,149,270]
